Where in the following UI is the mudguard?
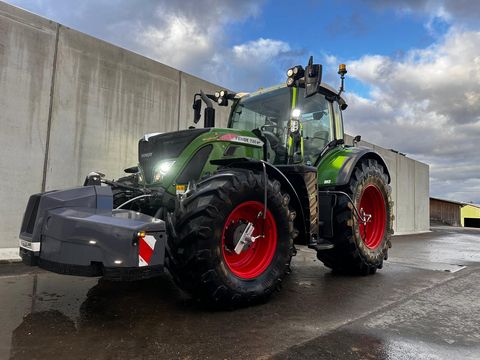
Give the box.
[19,186,166,281]
[316,146,391,240]
[317,146,391,188]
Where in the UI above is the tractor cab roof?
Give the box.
[235,82,347,108]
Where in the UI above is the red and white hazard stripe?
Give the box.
[138,234,157,267]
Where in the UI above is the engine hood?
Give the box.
[138,128,209,184]
[137,128,264,192]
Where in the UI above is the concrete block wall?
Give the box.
[414,161,430,232]
[0,2,229,250]
[46,26,229,190]
[0,2,428,251]
[0,4,56,251]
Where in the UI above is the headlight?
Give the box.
[153,160,175,182]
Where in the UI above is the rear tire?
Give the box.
[317,158,393,275]
[168,168,296,308]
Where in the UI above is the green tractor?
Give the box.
[19,57,393,308]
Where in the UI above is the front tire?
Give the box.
[168,168,296,308]
[317,158,393,274]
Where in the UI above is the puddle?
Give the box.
[389,257,466,273]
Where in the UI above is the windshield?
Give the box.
[230,86,333,165]
[230,87,291,136]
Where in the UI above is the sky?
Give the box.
[7,0,480,204]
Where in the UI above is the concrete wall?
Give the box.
[0,2,229,250]
[0,4,56,250]
[0,2,428,251]
[45,26,229,190]
[414,161,430,232]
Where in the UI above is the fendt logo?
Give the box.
[141,152,153,159]
[219,133,264,147]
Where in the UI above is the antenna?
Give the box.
[307,55,313,67]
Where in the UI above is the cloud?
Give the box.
[9,0,302,90]
[341,29,480,203]
[220,38,303,90]
[130,3,305,90]
[365,0,480,27]
[136,14,214,70]
[130,0,265,82]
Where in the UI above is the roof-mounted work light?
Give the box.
[214,89,230,106]
[286,65,304,87]
[214,90,236,106]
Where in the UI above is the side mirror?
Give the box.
[193,98,202,124]
[124,166,139,174]
[353,135,361,146]
[204,107,215,128]
[304,56,322,98]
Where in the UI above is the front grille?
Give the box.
[138,128,209,184]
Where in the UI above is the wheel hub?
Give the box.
[359,208,372,225]
[358,184,387,250]
[224,220,260,254]
[224,220,248,251]
[221,201,277,279]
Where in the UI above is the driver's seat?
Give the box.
[263,131,278,164]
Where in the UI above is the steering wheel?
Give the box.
[262,130,281,148]
[260,124,276,131]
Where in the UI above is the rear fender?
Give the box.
[316,147,391,239]
[337,149,391,186]
[317,146,391,188]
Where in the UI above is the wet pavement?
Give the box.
[1,226,480,359]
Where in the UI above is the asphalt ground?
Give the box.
[1,225,479,359]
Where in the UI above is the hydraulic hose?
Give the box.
[318,190,370,224]
[115,194,152,209]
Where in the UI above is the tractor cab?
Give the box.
[228,83,346,166]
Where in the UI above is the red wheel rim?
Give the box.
[221,201,277,279]
[358,184,386,250]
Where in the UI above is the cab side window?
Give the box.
[299,96,333,163]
